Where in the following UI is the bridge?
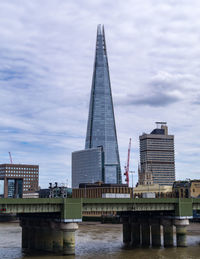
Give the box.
[0,198,199,255]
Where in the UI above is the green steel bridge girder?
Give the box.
[0,198,199,220]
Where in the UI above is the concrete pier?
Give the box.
[162,219,174,247]
[51,222,63,253]
[60,223,78,255]
[21,219,29,249]
[123,222,131,245]
[174,219,189,247]
[151,220,161,247]
[131,222,141,247]
[20,218,79,255]
[141,222,150,247]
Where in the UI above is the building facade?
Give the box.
[72,147,104,188]
[172,180,200,198]
[72,25,121,188]
[134,184,172,198]
[72,182,131,198]
[139,122,175,186]
[0,164,39,198]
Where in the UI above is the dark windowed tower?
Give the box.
[72,25,121,188]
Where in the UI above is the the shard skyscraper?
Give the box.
[72,25,121,188]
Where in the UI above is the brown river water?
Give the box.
[0,222,200,259]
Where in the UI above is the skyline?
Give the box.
[0,1,200,187]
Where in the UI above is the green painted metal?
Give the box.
[175,198,193,217]
[0,198,63,204]
[82,198,178,204]
[61,199,82,220]
[0,198,199,219]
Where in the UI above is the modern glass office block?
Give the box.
[72,147,104,188]
[85,25,121,184]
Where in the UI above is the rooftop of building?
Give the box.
[150,128,165,135]
[134,184,172,193]
[173,179,200,188]
[78,182,128,189]
[140,122,174,138]
[0,164,39,168]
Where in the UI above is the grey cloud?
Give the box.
[117,92,180,107]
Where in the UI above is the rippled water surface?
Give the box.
[0,222,200,259]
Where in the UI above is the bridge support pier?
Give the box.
[20,218,79,255]
[123,221,131,245]
[162,219,174,247]
[141,221,150,247]
[61,223,79,255]
[20,219,29,249]
[174,219,189,247]
[131,222,141,247]
[51,222,63,253]
[151,220,161,247]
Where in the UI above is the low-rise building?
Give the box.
[172,180,200,198]
[134,184,172,198]
[72,182,132,198]
[39,183,71,198]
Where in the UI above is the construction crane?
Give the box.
[8,152,13,164]
[124,138,131,186]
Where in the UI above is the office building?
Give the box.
[0,164,39,198]
[139,122,175,186]
[72,147,104,188]
[72,25,121,188]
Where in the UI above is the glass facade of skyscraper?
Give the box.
[84,25,121,184]
[72,147,104,188]
[72,25,121,188]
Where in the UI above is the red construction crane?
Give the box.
[8,152,13,164]
[124,138,131,186]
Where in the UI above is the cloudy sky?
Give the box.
[0,0,200,188]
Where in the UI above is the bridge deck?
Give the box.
[0,198,199,220]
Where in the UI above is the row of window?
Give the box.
[0,167,38,170]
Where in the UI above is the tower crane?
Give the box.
[8,152,13,164]
[124,138,131,186]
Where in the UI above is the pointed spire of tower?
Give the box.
[85,25,121,184]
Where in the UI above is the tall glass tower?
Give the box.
[85,25,121,184]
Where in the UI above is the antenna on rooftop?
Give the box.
[155,122,167,128]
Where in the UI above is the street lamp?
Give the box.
[129,171,135,198]
[84,174,88,198]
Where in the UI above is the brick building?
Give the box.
[72,182,132,199]
[0,164,39,198]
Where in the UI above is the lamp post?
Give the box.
[129,171,135,198]
[84,174,88,198]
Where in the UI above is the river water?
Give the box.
[0,222,200,259]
